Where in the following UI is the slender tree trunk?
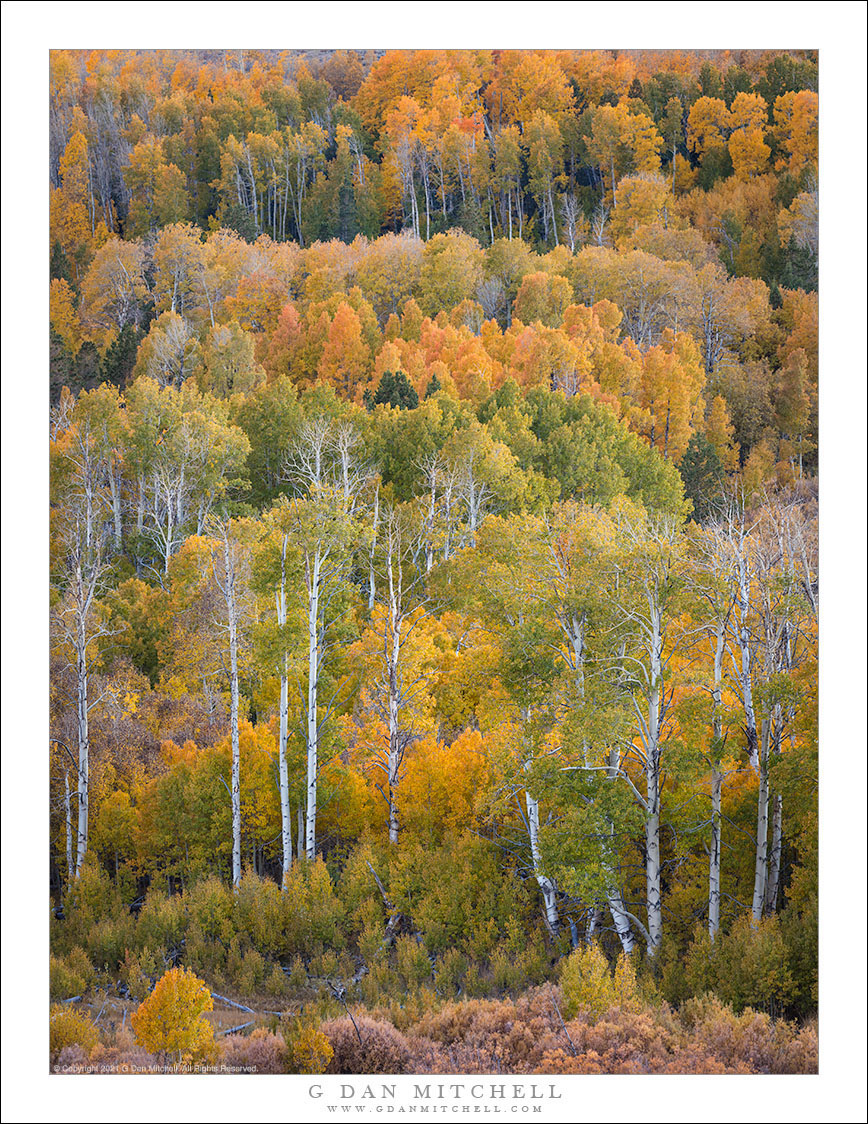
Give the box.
[109,466,123,552]
[64,771,74,887]
[226,543,242,890]
[305,551,321,860]
[525,788,559,936]
[75,617,89,878]
[709,766,722,940]
[368,490,379,611]
[735,557,759,770]
[277,539,292,881]
[386,576,402,845]
[645,790,662,954]
[164,491,174,577]
[607,890,636,954]
[764,794,783,916]
[709,622,726,941]
[751,717,771,923]
[644,614,663,956]
[519,708,559,933]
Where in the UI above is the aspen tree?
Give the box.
[604,502,686,956]
[206,515,255,889]
[364,504,433,844]
[283,419,366,858]
[51,482,114,878]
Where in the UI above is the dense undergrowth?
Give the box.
[50,857,817,1075]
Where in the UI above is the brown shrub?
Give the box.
[220,1027,288,1074]
[681,994,818,1074]
[322,1015,412,1074]
[409,985,566,1073]
[51,1044,91,1073]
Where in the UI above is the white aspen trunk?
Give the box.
[645,791,662,954]
[64,770,74,887]
[277,538,292,881]
[709,766,722,940]
[525,788,559,935]
[764,794,783,916]
[387,561,402,845]
[425,472,437,573]
[368,490,379,611]
[109,466,123,551]
[517,708,559,937]
[75,610,89,878]
[137,480,145,540]
[164,489,174,577]
[82,452,94,559]
[604,748,636,955]
[709,622,726,941]
[751,717,771,923]
[644,608,663,956]
[226,540,242,890]
[585,907,600,943]
[305,551,321,860]
[297,805,305,862]
[246,145,259,233]
[607,892,636,954]
[442,481,455,561]
[422,162,431,241]
[736,570,759,770]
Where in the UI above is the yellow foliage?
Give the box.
[401,730,491,842]
[50,1005,99,1061]
[286,1021,334,1074]
[50,278,82,355]
[560,942,617,1020]
[131,966,215,1062]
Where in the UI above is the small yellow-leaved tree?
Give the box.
[131,966,215,1063]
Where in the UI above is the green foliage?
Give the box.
[664,916,798,1016]
[61,858,128,959]
[120,947,161,1002]
[679,431,724,522]
[387,834,532,957]
[50,948,95,1001]
[365,370,419,411]
[713,916,797,1015]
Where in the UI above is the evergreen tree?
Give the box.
[102,325,140,389]
[367,370,419,411]
[679,431,724,523]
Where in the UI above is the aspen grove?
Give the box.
[49,47,818,1076]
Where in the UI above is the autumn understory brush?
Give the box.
[50,983,818,1075]
[50,863,817,1076]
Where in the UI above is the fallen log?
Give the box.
[218,1020,257,1037]
[210,992,255,1014]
